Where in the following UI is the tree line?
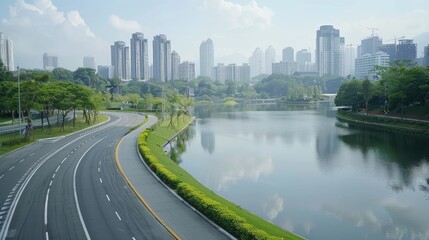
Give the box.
[335,63,429,115]
[0,61,106,138]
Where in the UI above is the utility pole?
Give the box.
[17,66,22,137]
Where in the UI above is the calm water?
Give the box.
[167,103,429,240]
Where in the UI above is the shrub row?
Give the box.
[137,128,282,240]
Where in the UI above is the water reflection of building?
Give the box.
[316,119,340,169]
[201,131,215,154]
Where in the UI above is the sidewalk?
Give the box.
[117,115,230,240]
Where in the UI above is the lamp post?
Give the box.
[17,66,22,137]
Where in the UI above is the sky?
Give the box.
[1,0,428,71]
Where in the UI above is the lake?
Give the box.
[167,103,429,240]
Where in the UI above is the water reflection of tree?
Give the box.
[338,131,429,192]
[168,127,196,164]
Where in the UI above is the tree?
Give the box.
[335,80,364,112]
[362,79,372,112]
[52,67,73,81]
[127,93,142,110]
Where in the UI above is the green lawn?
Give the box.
[0,114,109,156]
[146,117,302,240]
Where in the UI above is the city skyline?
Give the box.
[0,0,428,70]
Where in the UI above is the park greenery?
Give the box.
[335,63,429,117]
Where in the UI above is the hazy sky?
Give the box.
[1,0,428,70]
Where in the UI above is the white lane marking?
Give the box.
[61,157,67,164]
[29,152,35,156]
[0,211,6,215]
[99,161,101,166]
[97,168,100,172]
[19,159,24,163]
[45,231,49,240]
[52,173,56,179]
[8,166,15,171]
[55,165,60,173]
[115,211,122,221]
[106,194,110,202]
[132,237,136,240]
[0,116,115,240]
[74,137,106,240]
[0,175,3,180]
[0,207,8,211]
[99,178,102,184]
[44,188,50,225]
[49,180,53,187]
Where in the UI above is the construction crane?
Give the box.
[366,26,379,37]
[385,36,405,44]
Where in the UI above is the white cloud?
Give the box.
[67,11,95,38]
[109,15,142,33]
[1,0,106,70]
[204,0,273,29]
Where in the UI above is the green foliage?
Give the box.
[335,80,365,111]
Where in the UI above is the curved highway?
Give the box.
[0,112,172,240]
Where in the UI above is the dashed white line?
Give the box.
[115,211,122,221]
[132,237,136,240]
[61,157,67,164]
[99,178,103,184]
[8,166,15,171]
[106,194,110,202]
[49,180,53,187]
[0,175,3,179]
[45,231,49,240]
[44,188,50,225]
[19,159,24,163]
[29,152,35,156]
[52,173,56,179]
[55,165,60,173]
[98,168,100,172]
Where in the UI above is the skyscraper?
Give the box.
[43,53,58,71]
[282,47,294,63]
[0,33,14,71]
[344,46,356,77]
[199,39,214,78]
[171,51,180,80]
[179,61,195,81]
[265,46,276,75]
[316,25,344,77]
[360,36,382,56]
[355,51,389,79]
[296,49,311,72]
[153,34,171,82]
[83,56,95,69]
[111,41,130,80]
[424,45,429,66]
[130,32,149,80]
[97,65,114,80]
[396,39,417,62]
[249,47,264,78]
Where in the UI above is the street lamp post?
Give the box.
[17,66,22,137]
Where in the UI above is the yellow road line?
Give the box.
[115,137,181,240]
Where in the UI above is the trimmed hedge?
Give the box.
[138,128,284,240]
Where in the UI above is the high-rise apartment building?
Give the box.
[83,56,95,69]
[179,61,195,81]
[272,62,297,75]
[43,53,58,71]
[97,65,114,80]
[355,51,389,79]
[396,39,417,63]
[379,44,396,63]
[171,51,181,80]
[212,63,226,83]
[249,47,264,78]
[282,47,294,63]
[296,49,311,72]
[199,38,214,78]
[316,25,344,77]
[265,46,276,75]
[153,34,171,82]
[111,41,130,80]
[0,33,14,71]
[344,46,356,77]
[130,32,149,80]
[424,45,429,66]
[360,36,382,56]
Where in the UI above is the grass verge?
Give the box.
[138,116,302,240]
[0,114,109,156]
[337,111,429,135]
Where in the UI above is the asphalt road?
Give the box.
[0,112,172,240]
